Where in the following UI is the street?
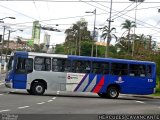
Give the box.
[0,74,160,120]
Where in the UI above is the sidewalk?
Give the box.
[128,94,160,99]
[0,69,6,74]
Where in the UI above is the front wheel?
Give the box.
[27,89,33,95]
[107,86,119,99]
[31,82,45,95]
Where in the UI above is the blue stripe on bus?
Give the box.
[74,74,88,92]
[82,74,96,92]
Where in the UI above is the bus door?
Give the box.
[13,55,33,89]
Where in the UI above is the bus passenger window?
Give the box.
[92,62,109,74]
[147,65,152,77]
[111,63,128,76]
[34,57,51,71]
[16,58,33,73]
[52,58,71,72]
[72,60,91,73]
[129,64,146,77]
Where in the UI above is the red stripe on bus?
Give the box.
[93,76,104,93]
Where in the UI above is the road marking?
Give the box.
[0,109,10,113]
[47,100,53,102]
[18,106,30,109]
[136,101,145,104]
[0,94,3,96]
[37,102,45,105]
[52,97,56,100]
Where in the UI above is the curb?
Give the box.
[131,95,160,99]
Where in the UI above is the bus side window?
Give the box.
[111,63,128,76]
[92,62,109,74]
[138,65,146,77]
[52,58,71,72]
[129,64,146,77]
[45,58,51,71]
[72,60,91,73]
[34,57,51,71]
[25,58,33,72]
[16,57,33,73]
[147,65,152,77]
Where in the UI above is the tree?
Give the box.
[100,26,117,57]
[121,19,136,54]
[55,44,65,54]
[64,18,92,55]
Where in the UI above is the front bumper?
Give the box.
[5,81,12,88]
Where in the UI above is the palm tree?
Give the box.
[101,26,117,57]
[121,19,136,54]
[65,19,92,55]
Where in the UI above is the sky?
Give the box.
[0,0,160,46]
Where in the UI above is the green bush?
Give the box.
[156,88,160,93]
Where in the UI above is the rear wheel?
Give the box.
[107,86,119,99]
[31,82,45,95]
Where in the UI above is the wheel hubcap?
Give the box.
[110,89,117,98]
[36,85,43,93]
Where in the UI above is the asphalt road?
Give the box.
[0,74,160,120]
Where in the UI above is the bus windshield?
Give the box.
[8,56,14,71]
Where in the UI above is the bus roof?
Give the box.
[13,51,155,65]
[68,55,155,65]
[14,51,67,59]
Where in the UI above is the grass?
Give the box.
[152,88,160,96]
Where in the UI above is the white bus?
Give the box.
[5,51,156,99]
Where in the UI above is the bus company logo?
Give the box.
[115,77,124,84]
[67,75,78,80]
[68,76,71,79]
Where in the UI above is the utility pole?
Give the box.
[91,9,96,57]
[105,0,113,58]
[86,9,96,57]
[129,0,145,56]
[5,30,11,62]
[78,26,81,56]
[1,26,6,62]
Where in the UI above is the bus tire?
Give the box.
[27,89,33,95]
[107,86,119,99]
[98,93,107,98]
[31,82,45,95]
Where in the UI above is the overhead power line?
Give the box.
[10,13,108,26]
[1,0,160,35]
[87,0,160,33]
[33,0,41,20]
[112,2,142,20]
[111,2,134,19]
[2,0,160,3]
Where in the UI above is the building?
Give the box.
[32,21,41,45]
